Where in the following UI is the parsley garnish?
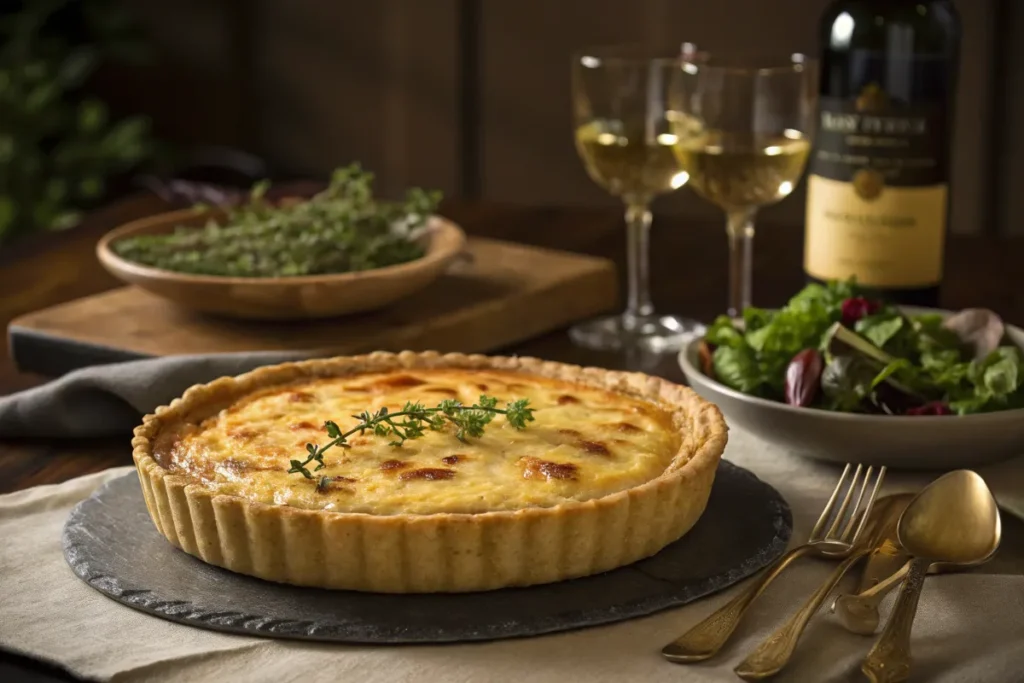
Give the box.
[288,396,535,483]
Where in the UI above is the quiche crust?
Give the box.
[132,351,728,593]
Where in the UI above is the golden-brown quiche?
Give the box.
[132,351,728,592]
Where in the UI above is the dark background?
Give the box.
[79,0,1016,235]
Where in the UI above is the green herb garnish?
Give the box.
[289,396,536,484]
[704,280,1024,415]
[112,164,441,277]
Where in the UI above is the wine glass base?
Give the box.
[568,313,706,353]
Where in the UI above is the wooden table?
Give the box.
[3,196,1023,681]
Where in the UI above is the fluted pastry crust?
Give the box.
[132,351,728,593]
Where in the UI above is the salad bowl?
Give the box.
[679,302,1024,470]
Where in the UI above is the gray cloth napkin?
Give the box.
[4,352,1024,520]
[0,352,311,438]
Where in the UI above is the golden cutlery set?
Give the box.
[662,465,1003,682]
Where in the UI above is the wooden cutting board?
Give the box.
[9,237,617,375]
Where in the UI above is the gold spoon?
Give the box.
[830,492,986,636]
[831,548,996,636]
[862,470,1001,683]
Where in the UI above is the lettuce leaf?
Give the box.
[705,315,745,348]
[696,279,1024,416]
[855,313,904,350]
[712,345,762,394]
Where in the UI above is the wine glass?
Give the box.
[669,53,818,317]
[570,44,706,352]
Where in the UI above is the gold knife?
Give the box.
[853,494,912,594]
[828,493,912,635]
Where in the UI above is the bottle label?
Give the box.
[804,92,948,288]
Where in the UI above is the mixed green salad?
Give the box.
[113,165,440,278]
[701,280,1024,416]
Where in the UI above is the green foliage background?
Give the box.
[0,0,154,244]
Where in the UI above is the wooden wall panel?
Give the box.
[108,0,997,232]
[993,0,1024,234]
[476,1,673,215]
[98,0,249,148]
[949,0,997,234]
[478,0,995,234]
[252,0,462,198]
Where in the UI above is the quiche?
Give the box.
[132,351,728,593]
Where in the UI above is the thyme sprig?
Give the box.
[288,396,535,483]
[112,164,441,277]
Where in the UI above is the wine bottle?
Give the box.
[804,0,961,306]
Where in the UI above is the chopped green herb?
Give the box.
[113,164,441,277]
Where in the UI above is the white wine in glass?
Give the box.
[570,44,706,352]
[674,130,811,210]
[670,54,818,317]
[575,119,688,198]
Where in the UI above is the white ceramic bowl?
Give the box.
[679,310,1024,470]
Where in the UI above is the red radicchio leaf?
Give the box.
[841,297,882,327]
[698,340,716,378]
[784,348,824,407]
[905,401,953,416]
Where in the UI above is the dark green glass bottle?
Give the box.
[804,0,961,306]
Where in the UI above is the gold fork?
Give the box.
[733,490,902,680]
[661,463,887,664]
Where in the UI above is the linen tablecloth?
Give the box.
[3,431,1024,682]
[2,353,1023,681]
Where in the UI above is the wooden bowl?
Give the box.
[96,208,466,320]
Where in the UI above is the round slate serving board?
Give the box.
[63,461,791,644]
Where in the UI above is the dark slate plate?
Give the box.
[63,461,791,644]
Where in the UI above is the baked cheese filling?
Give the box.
[164,369,681,514]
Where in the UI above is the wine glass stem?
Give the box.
[624,202,654,328]
[726,207,757,318]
